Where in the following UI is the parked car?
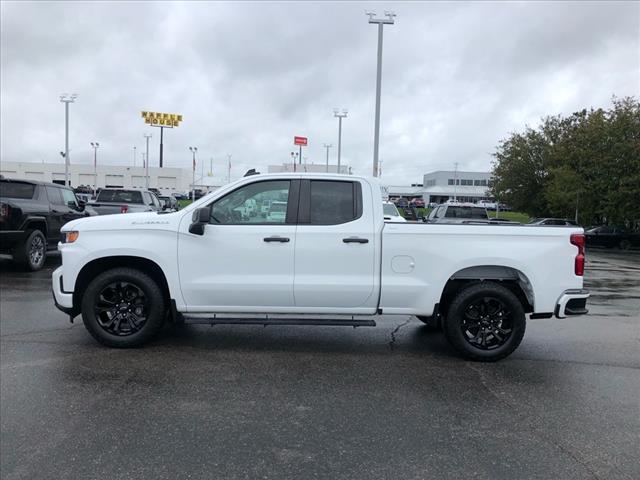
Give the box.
[394,197,409,207]
[426,203,489,223]
[266,201,287,222]
[0,178,92,270]
[383,201,407,222]
[410,198,425,208]
[89,188,162,215]
[528,218,579,227]
[585,226,637,250]
[172,192,188,201]
[53,173,589,362]
[476,200,497,210]
[158,195,178,211]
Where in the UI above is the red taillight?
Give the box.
[570,233,585,276]
[120,205,128,214]
[0,203,9,218]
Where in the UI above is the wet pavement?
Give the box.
[1,249,638,479]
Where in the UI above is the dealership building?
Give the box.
[0,161,225,194]
[385,170,493,204]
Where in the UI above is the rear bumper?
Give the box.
[52,266,75,315]
[555,289,590,318]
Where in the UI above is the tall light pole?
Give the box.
[333,109,347,173]
[143,133,152,189]
[290,151,299,171]
[189,147,198,201]
[323,143,333,173]
[90,142,99,196]
[453,162,459,202]
[59,94,78,186]
[133,146,137,167]
[227,154,232,183]
[367,11,395,178]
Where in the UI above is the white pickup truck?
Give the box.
[52,173,589,361]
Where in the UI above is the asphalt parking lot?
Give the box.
[1,249,638,480]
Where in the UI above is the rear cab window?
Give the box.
[97,190,144,204]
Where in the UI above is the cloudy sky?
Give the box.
[1,1,638,185]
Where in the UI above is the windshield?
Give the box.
[383,203,399,216]
[97,190,143,204]
[0,181,35,199]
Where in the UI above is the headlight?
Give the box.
[60,231,80,244]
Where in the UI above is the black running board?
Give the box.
[182,316,376,328]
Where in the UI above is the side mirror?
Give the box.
[189,206,211,235]
[76,200,86,212]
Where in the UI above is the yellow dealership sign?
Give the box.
[141,111,183,127]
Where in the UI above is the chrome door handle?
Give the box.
[343,237,369,244]
[263,236,290,243]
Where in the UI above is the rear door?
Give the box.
[293,179,377,310]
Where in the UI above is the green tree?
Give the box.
[490,97,640,228]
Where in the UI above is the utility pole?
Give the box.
[333,109,347,173]
[189,147,198,201]
[59,94,78,186]
[133,145,137,167]
[366,11,395,177]
[143,133,152,190]
[90,142,99,196]
[227,154,232,183]
[209,157,213,176]
[323,144,333,173]
[453,162,459,202]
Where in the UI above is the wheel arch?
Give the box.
[73,256,171,314]
[22,217,48,237]
[438,265,535,316]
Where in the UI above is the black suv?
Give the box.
[0,178,91,270]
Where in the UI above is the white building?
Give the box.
[0,161,225,195]
[268,163,351,174]
[386,170,492,204]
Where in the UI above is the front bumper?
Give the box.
[555,289,590,318]
[52,266,75,315]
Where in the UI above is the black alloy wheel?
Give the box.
[81,267,166,347]
[443,282,526,362]
[460,296,513,350]
[94,281,149,336]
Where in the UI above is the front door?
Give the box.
[178,179,298,312]
[294,179,377,310]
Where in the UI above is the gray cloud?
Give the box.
[1,1,638,185]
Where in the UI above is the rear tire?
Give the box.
[443,282,526,362]
[13,230,46,271]
[81,267,166,348]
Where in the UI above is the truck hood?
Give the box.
[62,210,183,232]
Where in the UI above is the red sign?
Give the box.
[294,136,308,146]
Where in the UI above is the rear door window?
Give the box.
[0,181,35,199]
[308,180,360,225]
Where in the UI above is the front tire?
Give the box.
[81,267,166,347]
[443,282,526,362]
[14,230,46,271]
